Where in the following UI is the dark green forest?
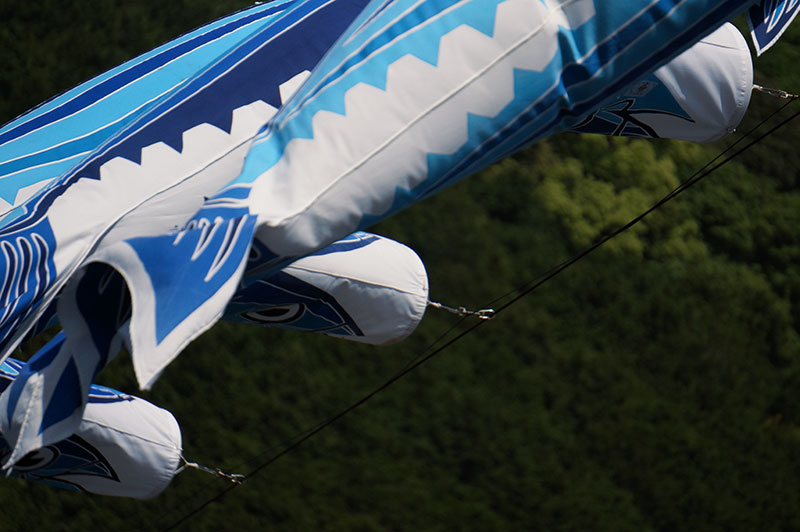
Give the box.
[1,2,800,531]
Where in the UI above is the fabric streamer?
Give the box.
[0,0,295,218]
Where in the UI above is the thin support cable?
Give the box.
[492,104,800,317]
[486,95,799,311]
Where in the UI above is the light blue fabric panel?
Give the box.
[0,1,294,214]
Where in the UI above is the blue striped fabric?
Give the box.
[0,1,294,218]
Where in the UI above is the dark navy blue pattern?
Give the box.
[0,218,57,354]
[0,3,293,145]
[749,0,800,53]
[228,271,364,336]
[0,433,119,492]
[78,0,368,178]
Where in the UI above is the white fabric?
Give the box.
[70,395,182,499]
[644,23,753,143]
[281,235,429,345]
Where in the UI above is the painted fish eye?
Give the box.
[242,303,305,324]
[13,446,58,472]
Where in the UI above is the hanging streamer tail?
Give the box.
[94,211,258,390]
[0,214,253,468]
[0,357,181,499]
[747,0,800,56]
[0,264,130,469]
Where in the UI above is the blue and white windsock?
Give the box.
[569,23,753,143]
[95,0,759,387]
[226,232,429,345]
[0,0,761,469]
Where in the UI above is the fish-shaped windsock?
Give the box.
[0,0,762,469]
[225,232,429,346]
[99,0,759,386]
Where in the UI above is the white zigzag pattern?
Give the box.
[42,98,273,273]
[43,72,315,270]
[251,0,597,255]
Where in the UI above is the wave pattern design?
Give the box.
[0,220,56,349]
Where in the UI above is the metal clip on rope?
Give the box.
[178,457,246,485]
[753,84,799,100]
[428,300,495,320]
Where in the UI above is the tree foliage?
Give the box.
[1,3,800,531]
